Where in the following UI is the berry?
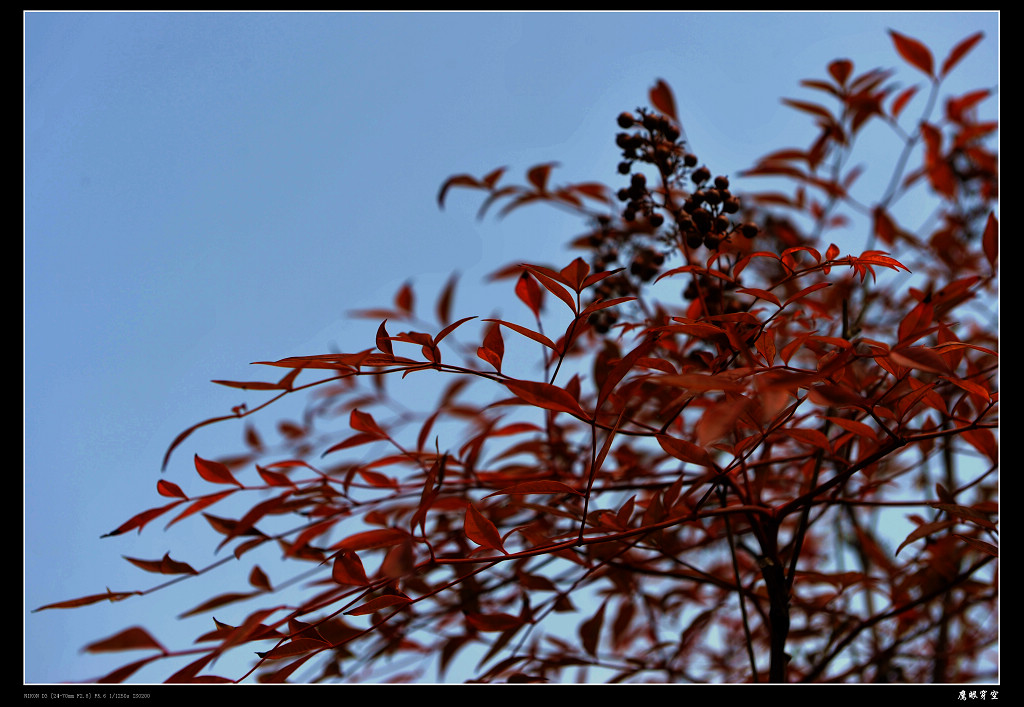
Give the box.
[642,113,663,132]
[715,175,730,190]
[683,153,698,167]
[692,208,712,232]
[691,166,711,184]
[617,112,636,129]
[741,222,759,239]
[618,161,632,175]
[649,213,664,228]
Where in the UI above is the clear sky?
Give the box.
[25,11,998,684]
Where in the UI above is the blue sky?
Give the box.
[25,11,998,684]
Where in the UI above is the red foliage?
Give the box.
[37,30,997,684]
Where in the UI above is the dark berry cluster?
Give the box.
[612,109,758,258]
[678,172,758,251]
[582,105,763,335]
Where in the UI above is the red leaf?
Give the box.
[210,379,286,391]
[435,272,458,326]
[257,638,329,661]
[483,480,582,498]
[249,565,272,591]
[166,654,217,683]
[657,434,713,468]
[873,207,899,245]
[258,653,318,684]
[889,29,934,77]
[941,31,984,77]
[785,428,832,454]
[890,85,919,120]
[889,346,951,375]
[807,383,866,410]
[358,469,398,489]
[165,490,235,530]
[515,271,544,319]
[828,59,853,85]
[257,465,296,488]
[85,627,166,654]
[194,455,243,487]
[961,428,998,466]
[503,379,586,419]
[579,295,636,321]
[654,372,744,393]
[783,282,831,309]
[857,250,910,273]
[332,550,370,587]
[527,162,558,192]
[464,503,506,554]
[755,327,777,367]
[954,534,998,558]
[931,502,997,530]
[781,98,835,122]
[946,88,992,123]
[465,612,524,632]
[521,264,578,314]
[735,287,781,308]
[33,589,143,612]
[95,657,156,684]
[825,416,877,441]
[177,591,260,618]
[156,479,188,499]
[101,500,183,537]
[376,320,393,356]
[484,318,558,353]
[395,281,414,316]
[597,336,655,409]
[482,166,507,189]
[579,601,606,657]
[437,173,482,208]
[434,315,477,346]
[560,257,591,293]
[345,594,412,617]
[336,528,410,552]
[649,79,678,122]
[349,409,387,438]
[124,552,198,576]
[477,320,505,373]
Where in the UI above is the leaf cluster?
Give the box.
[38,30,997,685]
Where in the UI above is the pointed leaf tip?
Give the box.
[464,503,507,554]
[194,454,243,487]
[889,29,934,77]
[649,79,678,122]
